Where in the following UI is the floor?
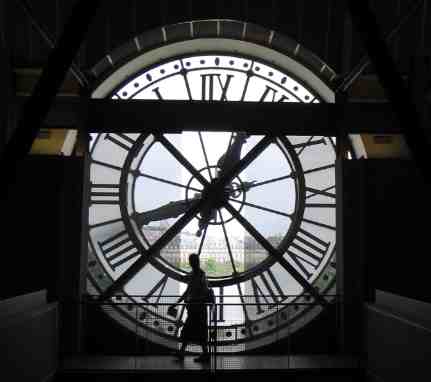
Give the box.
[61,355,359,372]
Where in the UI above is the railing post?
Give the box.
[213,302,217,372]
[135,301,138,370]
[287,301,290,369]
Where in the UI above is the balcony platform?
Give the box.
[57,355,362,381]
[60,354,359,372]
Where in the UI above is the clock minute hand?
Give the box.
[135,196,201,226]
[216,132,248,178]
[196,133,249,236]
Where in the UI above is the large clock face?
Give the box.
[87,35,337,352]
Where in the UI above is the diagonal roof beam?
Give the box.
[337,0,424,93]
[348,0,430,181]
[1,0,100,189]
[16,0,89,88]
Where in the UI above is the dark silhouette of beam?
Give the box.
[1,0,100,190]
[348,0,430,181]
[338,0,424,93]
[12,97,407,134]
[16,0,89,88]
[63,98,407,134]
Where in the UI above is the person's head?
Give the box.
[188,253,200,271]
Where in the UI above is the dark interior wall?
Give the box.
[375,289,431,329]
[1,155,84,302]
[350,159,431,304]
[364,291,431,382]
[0,292,59,382]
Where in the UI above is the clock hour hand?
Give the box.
[135,195,201,226]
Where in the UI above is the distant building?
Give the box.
[142,225,283,271]
[244,234,283,269]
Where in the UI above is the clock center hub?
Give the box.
[185,165,248,226]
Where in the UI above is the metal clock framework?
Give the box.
[86,21,339,352]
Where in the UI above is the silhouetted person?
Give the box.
[171,253,210,363]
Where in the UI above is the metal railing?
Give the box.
[58,294,366,371]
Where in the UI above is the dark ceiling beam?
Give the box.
[12,97,405,135]
[337,0,424,93]
[348,0,430,180]
[1,0,100,187]
[86,99,403,135]
[16,0,89,88]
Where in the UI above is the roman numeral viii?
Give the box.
[251,270,286,315]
